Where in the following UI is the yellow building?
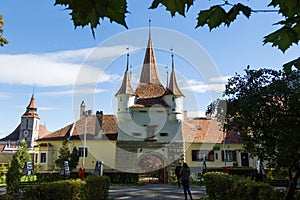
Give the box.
[35,110,118,172]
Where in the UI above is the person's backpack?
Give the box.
[180,167,190,185]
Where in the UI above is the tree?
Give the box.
[55,139,79,171]
[69,147,79,170]
[224,67,300,200]
[6,139,31,195]
[0,14,8,47]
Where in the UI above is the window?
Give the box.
[160,132,168,137]
[221,150,237,162]
[78,147,88,157]
[132,132,142,137]
[40,153,47,163]
[192,150,214,161]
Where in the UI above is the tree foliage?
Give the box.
[55,139,79,171]
[52,0,300,73]
[0,14,8,47]
[6,139,31,195]
[224,67,300,199]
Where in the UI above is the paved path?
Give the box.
[109,184,207,200]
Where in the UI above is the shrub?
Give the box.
[204,172,234,199]
[84,175,110,200]
[204,172,285,200]
[23,179,84,200]
[104,172,138,184]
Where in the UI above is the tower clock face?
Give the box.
[23,130,29,139]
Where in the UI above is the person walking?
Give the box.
[180,162,193,200]
[175,162,182,188]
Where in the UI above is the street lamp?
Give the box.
[82,112,87,168]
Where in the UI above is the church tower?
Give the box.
[163,53,184,123]
[115,52,136,122]
[19,94,40,148]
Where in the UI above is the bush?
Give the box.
[25,176,111,200]
[203,172,285,200]
[204,172,234,199]
[23,179,84,200]
[84,175,110,200]
[205,167,254,177]
[104,172,138,184]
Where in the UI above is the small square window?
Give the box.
[78,147,88,157]
[40,153,47,163]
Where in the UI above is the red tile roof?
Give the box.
[135,83,166,98]
[38,114,119,141]
[183,118,243,144]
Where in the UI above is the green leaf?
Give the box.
[55,0,128,37]
[149,0,193,17]
[196,6,227,30]
[283,57,300,73]
[263,26,298,52]
[226,3,251,26]
[269,0,300,17]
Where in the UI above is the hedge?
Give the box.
[21,176,110,200]
[203,172,285,200]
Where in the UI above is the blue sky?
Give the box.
[0,0,298,138]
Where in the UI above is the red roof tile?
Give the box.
[183,118,241,144]
[135,83,166,98]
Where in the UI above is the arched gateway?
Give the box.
[138,154,166,183]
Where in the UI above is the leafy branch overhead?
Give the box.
[55,0,128,38]
[0,15,9,47]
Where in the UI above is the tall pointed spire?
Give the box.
[168,51,184,96]
[135,19,166,99]
[139,18,161,84]
[116,50,135,96]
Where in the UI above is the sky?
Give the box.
[0,0,299,138]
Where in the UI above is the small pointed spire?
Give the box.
[23,92,39,118]
[27,92,36,110]
[115,50,135,96]
[148,13,152,39]
[165,65,169,87]
[126,47,129,71]
[168,51,184,97]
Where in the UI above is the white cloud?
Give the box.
[209,76,231,83]
[38,106,62,111]
[0,92,10,99]
[0,46,129,87]
[39,88,106,96]
[183,79,225,93]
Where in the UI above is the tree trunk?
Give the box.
[285,168,300,200]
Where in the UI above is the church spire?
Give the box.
[139,18,161,84]
[115,51,135,96]
[168,52,184,96]
[23,92,39,118]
